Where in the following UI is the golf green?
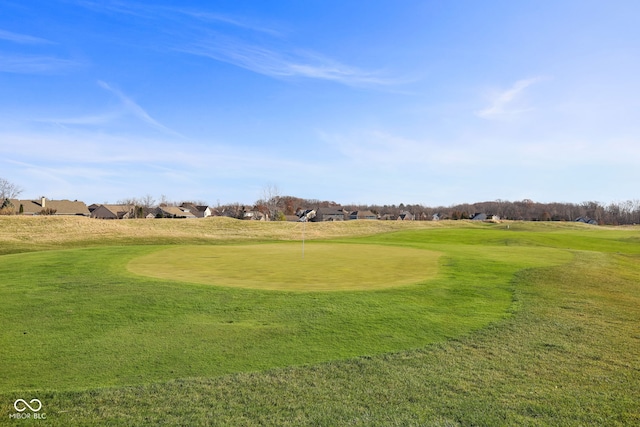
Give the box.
[127,243,441,291]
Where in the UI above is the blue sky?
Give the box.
[1,1,638,206]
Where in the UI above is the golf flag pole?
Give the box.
[300,210,315,259]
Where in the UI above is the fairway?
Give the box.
[0,225,571,392]
[127,243,441,291]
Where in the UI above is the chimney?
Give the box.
[41,197,46,208]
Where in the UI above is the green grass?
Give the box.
[0,219,639,425]
[128,243,441,291]
[0,240,531,392]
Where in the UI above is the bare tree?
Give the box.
[259,184,283,221]
[0,178,23,200]
[159,194,178,207]
[140,194,156,209]
[117,197,139,219]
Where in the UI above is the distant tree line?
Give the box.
[342,199,640,225]
[221,193,640,225]
[2,177,639,224]
[241,190,640,225]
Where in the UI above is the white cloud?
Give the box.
[476,77,546,119]
[320,129,476,171]
[0,127,323,203]
[0,54,82,74]
[36,112,122,127]
[175,10,284,37]
[77,1,282,36]
[0,29,54,44]
[0,125,315,179]
[180,37,396,87]
[97,81,183,137]
[77,2,396,88]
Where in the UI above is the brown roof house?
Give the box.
[10,197,90,216]
[180,203,212,218]
[90,204,135,219]
[155,206,197,219]
[398,211,415,221]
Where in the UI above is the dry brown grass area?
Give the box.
[0,216,444,251]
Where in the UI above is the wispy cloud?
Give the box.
[97,80,183,137]
[77,1,282,36]
[38,112,122,127]
[181,37,396,87]
[74,0,151,19]
[0,126,319,203]
[0,54,81,74]
[77,2,395,88]
[0,29,54,44]
[175,10,284,37]
[476,77,546,119]
[320,129,474,172]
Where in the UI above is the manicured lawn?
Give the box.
[0,240,531,392]
[0,219,638,425]
[127,243,441,291]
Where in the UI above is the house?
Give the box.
[91,204,131,219]
[180,203,212,218]
[432,213,441,221]
[155,206,197,219]
[398,211,415,221]
[349,210,378,220]
[576,217,598,225]
[380,214,397,220]
[10,197,90,216]
[91,204,156,219]
[297,209,316,222]
[470,213,488,221]
[242,208,268,221]
[312,207,345,222]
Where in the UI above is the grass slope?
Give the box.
[0,216,446,255]
[0,218,638,425]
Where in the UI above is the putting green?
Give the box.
[128,243,441,291]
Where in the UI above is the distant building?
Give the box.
[398,211,415,221]
[180,203,212,218]
[576,217,598,225]
[349,210,378,220]
[10,197,90,216]
[155,206,197,219]
[90,204,133,219]
[312,207,345,222]
[470,213,487,221]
